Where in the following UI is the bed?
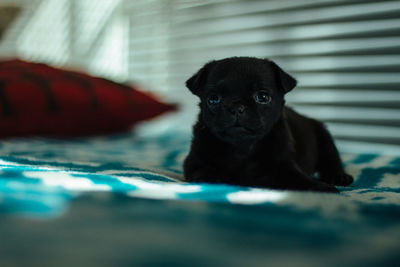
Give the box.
[1,113,399,267]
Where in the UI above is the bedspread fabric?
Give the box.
[0,129,399,266]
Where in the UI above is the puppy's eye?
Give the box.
[254,91,271,104]
[207,94,221,105]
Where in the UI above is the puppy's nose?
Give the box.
[229,104,246,115]
[237,105,245,114]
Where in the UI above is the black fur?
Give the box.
[184,57,353,193]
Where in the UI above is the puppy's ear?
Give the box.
[270,60,297,94]
[186,60,216,96]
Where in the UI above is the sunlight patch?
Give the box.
[23,171,111,191]
[227,189,287,205]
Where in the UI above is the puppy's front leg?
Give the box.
[185,168,225,184]
[273,162,339,193]
[184,153,226,183]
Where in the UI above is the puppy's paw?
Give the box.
[185,176,206,183]
[320,172,354,187]
[185,175,223,184]
[338,173,354,186]
[309,182,339,194]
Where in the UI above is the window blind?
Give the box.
[0,0,127,81]
[127,0,400,153]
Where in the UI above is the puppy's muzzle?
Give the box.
[228,103,246,116]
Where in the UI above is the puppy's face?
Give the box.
[186,57,297,145]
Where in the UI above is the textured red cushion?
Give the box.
[0,59,176,137]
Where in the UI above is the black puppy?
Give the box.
[183,57,353,193]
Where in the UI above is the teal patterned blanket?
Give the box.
[1,126,400,266]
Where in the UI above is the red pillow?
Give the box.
[0,59,176,137]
